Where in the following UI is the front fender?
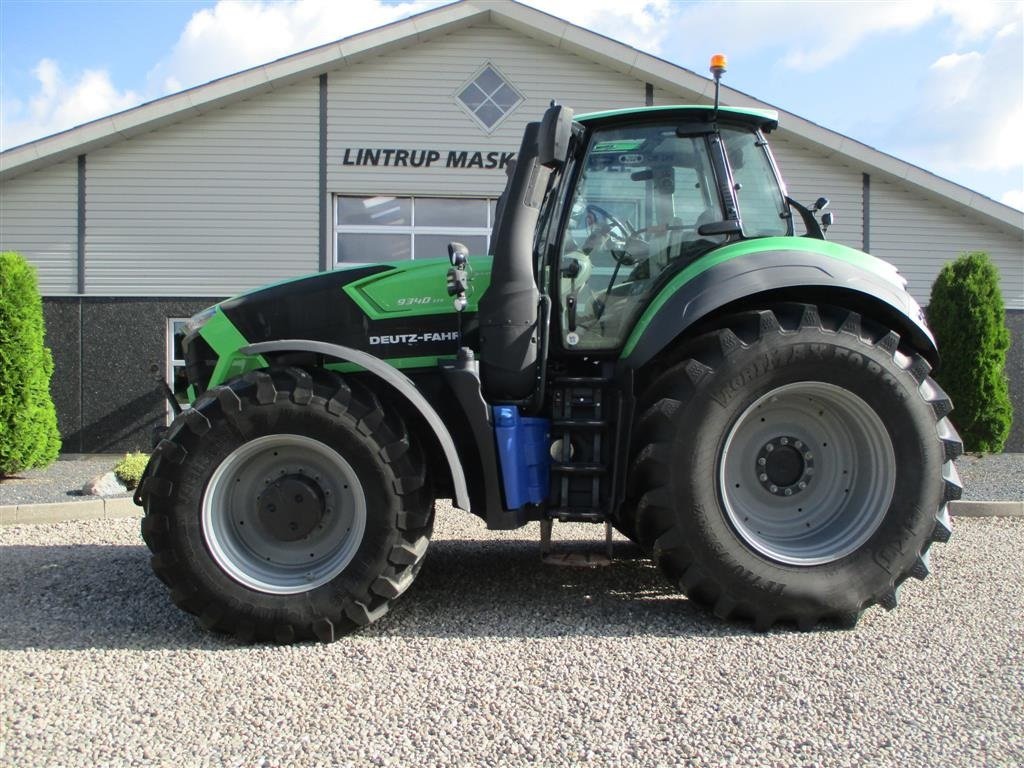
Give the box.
[621,238,936,370]
[241,339,471,513]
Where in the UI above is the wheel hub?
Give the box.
[256,474,326,541]
[720,382,896,566]
[756,436,814,496]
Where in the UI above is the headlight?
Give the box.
[184,305,218,335]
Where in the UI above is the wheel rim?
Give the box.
[202,434,366,594]
[718,382,896,566]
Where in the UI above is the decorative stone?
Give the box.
[82,471,127,497]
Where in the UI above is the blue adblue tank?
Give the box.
[492,406,551,510]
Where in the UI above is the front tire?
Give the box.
[625,305,962,630]
[139,367,433,643]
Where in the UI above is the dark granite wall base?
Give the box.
[44,298,220,453]
[41,300,1024,454]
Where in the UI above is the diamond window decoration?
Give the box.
[456,64,523,132]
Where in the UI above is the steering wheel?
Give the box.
[583,204,640,265]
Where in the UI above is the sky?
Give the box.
[1,0,1022,211]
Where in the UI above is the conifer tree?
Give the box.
[927,251,1012,452]
[0,251,61,475]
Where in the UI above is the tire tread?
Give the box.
[620,302,961,631]
[138,366,434,644]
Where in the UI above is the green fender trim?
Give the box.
[621,237,904,358]
[342,257,493,320]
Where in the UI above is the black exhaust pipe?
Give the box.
[479,121,546,402]
[479,105,573,403]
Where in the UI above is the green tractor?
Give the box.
[138,63,961,643]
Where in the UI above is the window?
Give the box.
[455,63,523,132]
[334,196,496,265]
[166,318,190,423]
[722,128,790,238]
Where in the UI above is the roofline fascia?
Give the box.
[2,0,1021,232]
[0,0,478,180]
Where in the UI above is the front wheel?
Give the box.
[139,367,433,643]
[625,304,962,630]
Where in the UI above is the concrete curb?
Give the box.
[0,497,142,526]
[1,497,1021,526]
[950,500,1024,518]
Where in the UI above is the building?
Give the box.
[1,0,1022,452]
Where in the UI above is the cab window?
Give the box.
[721,128,790,238]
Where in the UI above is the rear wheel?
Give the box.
[139,367,433,643]
[625,304,962,630]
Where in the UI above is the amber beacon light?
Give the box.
[709,53,728,115]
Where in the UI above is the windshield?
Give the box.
[555,122,726,350]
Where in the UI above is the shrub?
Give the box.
[0,252,61,476]
[114,452,149,490]
[927,251,1012,452]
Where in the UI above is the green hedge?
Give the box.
[0,252,61,475]
[927,251,1012,453]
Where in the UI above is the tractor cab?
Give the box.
[546,107,792,352]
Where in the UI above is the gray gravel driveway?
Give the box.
[2,508,1022,767]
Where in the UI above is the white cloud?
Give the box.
[146,0,439,95]
[1,0,440,149]
[934,0,1023,44]
[667,0,1022,73]
[1,59,139,149]
[927,51,984,105]
[1002,188,1024,211]
[906,22,1024,174]
[519,0,671,52]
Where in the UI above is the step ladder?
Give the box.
[542,375,616,565]
[548,375,612,521]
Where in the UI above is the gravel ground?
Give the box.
[0,454,130,506]
[3,452,1021,508]
[1,508,1021,767]
[955,453,1024,502]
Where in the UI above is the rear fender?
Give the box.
[241,340,471,512]
[621,242,937,371]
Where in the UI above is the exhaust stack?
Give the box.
[478,104,573,403]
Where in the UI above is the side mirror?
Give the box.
[537,103,574,169]
[820,211,834,233]
[813,197,829,212]
[448,241,469,267]
[446,243,470,312]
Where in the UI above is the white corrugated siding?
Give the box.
[871,179,1024,309]
[326,23,644,196]
[769,132,864,251]
[85,80,318,295]
[0,161,78,294]
[652,87,707,107]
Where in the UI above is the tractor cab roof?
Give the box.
[577,105,779,132]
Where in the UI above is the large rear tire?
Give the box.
[624,304,962,630]
[139,367,433,643]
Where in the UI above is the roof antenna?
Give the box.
[709,53,727,120]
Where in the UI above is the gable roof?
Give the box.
[2,0,1021,231]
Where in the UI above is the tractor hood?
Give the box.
[191,258,493,377]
